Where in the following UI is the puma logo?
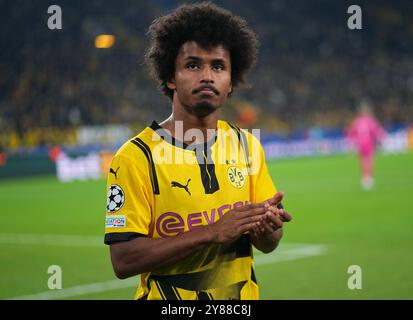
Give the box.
[110,167,120,180]
[171,179,191,195]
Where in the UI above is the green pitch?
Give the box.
[0,152,412,299]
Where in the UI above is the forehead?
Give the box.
[177,41,230,62]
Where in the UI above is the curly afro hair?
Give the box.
[145,2,259,99]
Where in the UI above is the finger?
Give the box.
[238,211,266,225]
[235,202,266,212]
[266,191,284,206]
[252,206,268,215]
[239,221,263,234]
[272,215,284,228]
[236,206,267,220]
[268,205,279,214]
[268,204,290,221]
[255,220,269,236]
[279,209,292,222]
[251,222,261,237]
[265,212,283,228]
[261,219,274,234]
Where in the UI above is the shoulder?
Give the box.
[218,120,263,148]
[114,126,159,166]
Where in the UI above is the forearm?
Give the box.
[110,203,268,279]
[251,228,283,254]
[110,226,214,278]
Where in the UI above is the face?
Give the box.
[167,41,232,118]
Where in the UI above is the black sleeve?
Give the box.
[104,232,145,245]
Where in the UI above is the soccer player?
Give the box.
[347,101,386,190]
[104,2,292,300]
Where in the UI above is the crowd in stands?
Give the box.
[1,0,412,148]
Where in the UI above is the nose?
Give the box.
[200,66,214,84]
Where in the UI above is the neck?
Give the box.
[159,103,220,145]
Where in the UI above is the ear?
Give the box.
[167,79,176,91]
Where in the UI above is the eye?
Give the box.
[213,64,225,71]
[186,62,199,70]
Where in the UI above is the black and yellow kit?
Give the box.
[104,120,276,300]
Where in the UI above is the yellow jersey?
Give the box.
[104,120,276,300]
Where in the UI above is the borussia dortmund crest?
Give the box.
[227,166,247,188]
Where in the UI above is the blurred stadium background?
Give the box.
[0,0,412,299]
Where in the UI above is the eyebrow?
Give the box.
[184,56,227,64]
[185,56,201,61]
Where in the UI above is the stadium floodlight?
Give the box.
[94,34,116,48]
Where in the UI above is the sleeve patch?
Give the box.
[106,184,125,213]
[105,215,126,228]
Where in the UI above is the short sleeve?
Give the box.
[104,152,154,245]
[249,140,276,203]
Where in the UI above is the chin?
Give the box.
[190,101,219,118]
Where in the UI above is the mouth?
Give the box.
[199,89,216,96]
[193,86,219,96]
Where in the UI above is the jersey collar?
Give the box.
[149,120,218,151]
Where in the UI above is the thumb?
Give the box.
[268,191,284,206]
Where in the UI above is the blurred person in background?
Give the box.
[0,145,7,167]
[347,100,386,190]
